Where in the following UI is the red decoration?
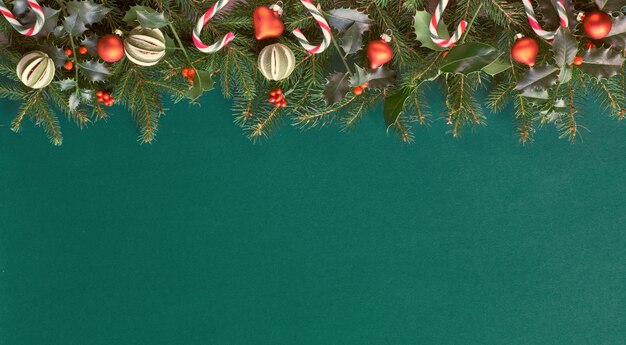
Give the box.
[64,61,73,70]
[64,48,72,56]
[78,46,88,55]
[511,37,539,67]
[367,39,393,69]
[573,56,583,66]
[97,34,124,63]
[353,86,363,96]
[253,6,284,40]
[268,88,286,107]
[96,90,115,107]
[583,11,612,40]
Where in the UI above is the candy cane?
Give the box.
[429,0,467,48]
[192,0,235,53]
[521,0,569,40]
[292,0,331,54]
[0,0,44,36]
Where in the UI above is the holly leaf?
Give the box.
[40,44,68,68]
[367,66,397,90]
[63,13,87,36]
[323,72,350,106]
[414,11,449,51]
[339,24,363,55]
[55,78,77,91]
[579,47,625,79]
[186,70,214,102]
[65,0,111,26]
[80,89,93,102]
[327,8,372,33]
[520,88,550,99]
[81,34,99,57]
[603,15,626,49]
[553,27,577,68]
[558,65,572,84]
[595,0,625,11]
[515,64,559,91]
[34,7,60,38]
[69,93,80,111]
[482,59,511,76]
[78,61,111,82]
[440,42,501,74]
[349,64,370,87]
[384,89,410,127]
[123,6,168,29]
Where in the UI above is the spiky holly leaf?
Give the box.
[81,34,99,57]
[40,44,68,68]
[69,93,80,111]
[603,15,626,49]
[414,11,449,51]
[65,0,111,26]
[558,65,572,84]
[367,66,397,90]
[553,27,577,68]
[186,70,214,102]
[349,65,369,87]
[595,0,625,11]
[55,78,77,91]
[324,72,350,106]
[440,42,501,74]
[520,88,550,99]
[63,13,87,36]
[339,24,363,55]
[515,64,559,91]
[78,61,111,82]
[327,8,372,33]
[80,89,93,102]
[384,89,410,127]
[34,7,60,38]
[123,6,169,29]
[579,47,625,79]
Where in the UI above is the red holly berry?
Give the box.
[64,61,73,70]
[573,56,583,66]
[362,82,369,88]
[585,41,595,50]
[353,86,363,96]
[181,68,189,77]
[97,97,103,103]
[65,48,73,57]
[187,69,195,77]
[96,90,103,97]
[103,94,110,101]
[78,46,88,55]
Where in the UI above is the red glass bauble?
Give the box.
[583,11,612,40]
[511,37,539,67]
[367,40,393,69]
[97,34,125,63]
[253,6,284,40]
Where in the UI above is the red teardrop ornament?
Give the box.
[253,6,284,40]
[511,37,539,67]
[367,40,393,69]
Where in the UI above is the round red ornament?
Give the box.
[367,34,393,69]
[253,5,284,40]
[583,11,612,40]
[511,37,539,67]
[97,34,125,63]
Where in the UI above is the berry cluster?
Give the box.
[63,46,88,70]
[96,90,115,107]
[353,82,369,96]
[268,88,286,108]
[181,68,196,83]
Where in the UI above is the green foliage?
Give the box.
[0,0,624,146]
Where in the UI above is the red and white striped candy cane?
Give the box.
[192,0,235,53]
[429,0,467,48]
[292,0,331,54]
[521,0,569,40]
[0,0,44,36]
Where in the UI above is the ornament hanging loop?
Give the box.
[269,1,283,16]
[381,29,393,42]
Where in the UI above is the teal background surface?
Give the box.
[1,93,625,345]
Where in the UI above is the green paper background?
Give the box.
[1,93,625,345]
